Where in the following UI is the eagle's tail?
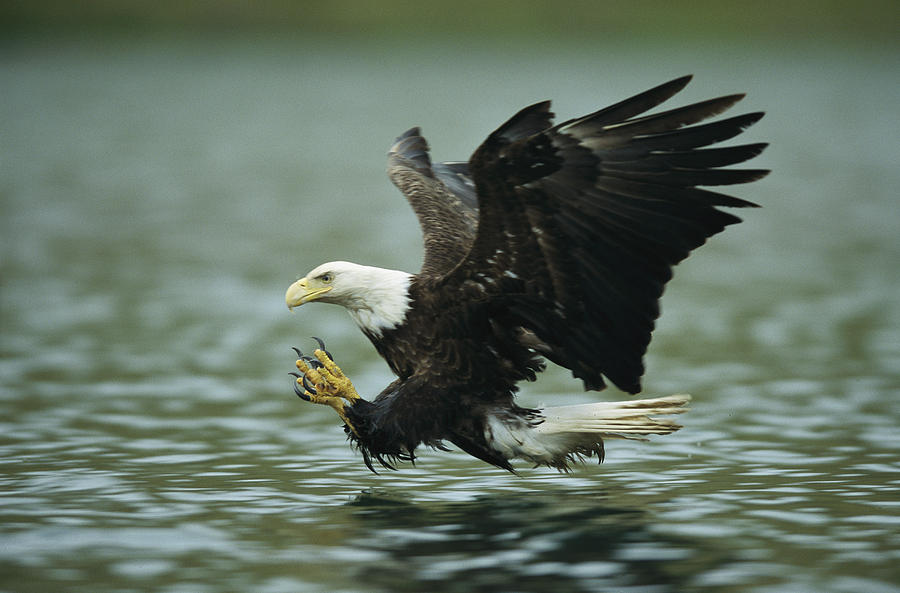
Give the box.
[484,394,690,470]
[534,394,690,469]
[536,394,691,440]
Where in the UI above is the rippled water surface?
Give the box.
[2,34,899,593]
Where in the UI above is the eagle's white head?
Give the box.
[285,261,413,337]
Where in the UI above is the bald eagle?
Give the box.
[285,76,767,472]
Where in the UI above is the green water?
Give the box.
[1,34,898,593]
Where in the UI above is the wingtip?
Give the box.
[743,111,766,125]
[720,92,747,107]
[651,75,694,99]
[395,127,421,142]
[670,74,694,90]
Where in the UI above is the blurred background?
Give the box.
[2,0,897,39]
[2,2,899,593]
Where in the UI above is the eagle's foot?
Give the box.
[290,340,361,434]
[291,340,360,404]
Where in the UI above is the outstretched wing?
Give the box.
[443,75,768,394]
[387,129,479,276]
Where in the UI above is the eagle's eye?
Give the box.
[320,273,333,283]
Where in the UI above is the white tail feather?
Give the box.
[536,394,691,440]
[484,394,691,468]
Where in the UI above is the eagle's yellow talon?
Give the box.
[312,349,360,402]
[315,349,345,378]
[292,346,362,436]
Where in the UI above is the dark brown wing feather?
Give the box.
[387,129,478,275]
[440,75,768,393]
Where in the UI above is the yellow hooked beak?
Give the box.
[285,277,333,310]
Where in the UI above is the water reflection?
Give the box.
[337,489,716,593]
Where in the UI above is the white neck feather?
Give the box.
[340,265,413,337]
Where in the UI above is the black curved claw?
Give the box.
[302,355,323,370]
[289,372,311,401]
[292,346,304,359]
[311,336,334,361]
[302,372,318,395]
